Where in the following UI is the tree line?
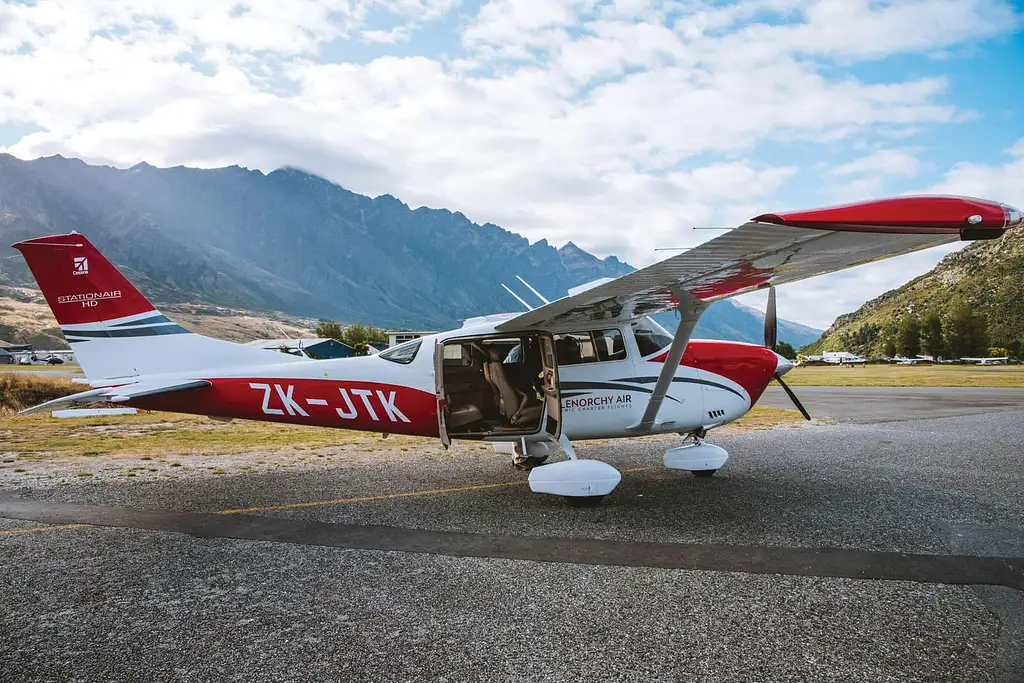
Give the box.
[314,321,389,356]
[879,304,1015,359]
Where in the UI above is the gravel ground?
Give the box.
[7,412,1022,556]
[1,404,1022,681]
[0,527,1001,683]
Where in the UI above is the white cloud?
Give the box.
[833,149,921,177]
[742,138,1024,329]
[927,137,1024,208]
[1,0,1021,330]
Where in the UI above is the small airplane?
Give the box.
[822,353,868,365]
[11,195,1023,505]
[961,356,1009,365]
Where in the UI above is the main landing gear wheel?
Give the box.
[564,495,605,508]
[528,435,622,505]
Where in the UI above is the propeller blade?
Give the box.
[764,286,777,350]
[774,373,811,421]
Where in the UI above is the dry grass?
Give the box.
[0,373,79,413]
[785,364,1024,387]
[0,411,422,459]
[0,363,83,374]
[720,406,811,431]
[0,406,806,460]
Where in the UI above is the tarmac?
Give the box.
[1,387,1022,682]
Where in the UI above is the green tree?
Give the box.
[315,320,344,341]
[896,314,921,357]
[920,311,944,358]
[775,341,796,360]
[882,336,897,358]
[340,323,389,356]
[944,304,989,357]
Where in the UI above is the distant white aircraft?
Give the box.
[960,357,1009,365]
[822,352,867,365]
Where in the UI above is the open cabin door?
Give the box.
[433,339,451,449]
[434,331,561,442]
[538,332,561,441]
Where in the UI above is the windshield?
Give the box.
[632,317,674,357]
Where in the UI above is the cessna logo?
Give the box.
[73,257,89,275]
[57,290,122,307]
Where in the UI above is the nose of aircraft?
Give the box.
[774,352,794,376]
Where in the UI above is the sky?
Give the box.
[0,0,1022,329]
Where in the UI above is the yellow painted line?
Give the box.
[0,523,90,536]
[215,481,528,514]
[0,469,656,532]
[216,466,652,515]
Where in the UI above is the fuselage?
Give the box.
[133,316,783,443]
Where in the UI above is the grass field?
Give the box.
[0,406,804,460]
[785,364,1024,387]
[0,363,83,373]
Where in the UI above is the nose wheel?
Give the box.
[664,434,728,475]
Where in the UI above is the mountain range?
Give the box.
[0,154,820,346]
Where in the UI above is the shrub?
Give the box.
[0,373,79,413]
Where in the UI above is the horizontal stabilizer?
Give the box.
[17,379,212,416]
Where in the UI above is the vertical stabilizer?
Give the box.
[12,233,300,380]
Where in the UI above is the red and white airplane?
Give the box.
[13,195,1022,505]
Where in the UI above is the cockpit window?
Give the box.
[554,329,627,365]
[380,339,421,364]
[632,318,674,357]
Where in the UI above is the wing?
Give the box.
[497,195,1022,332]
[17,379,212,415]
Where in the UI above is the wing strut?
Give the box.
[630,293,708,434]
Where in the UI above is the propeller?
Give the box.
[763,285,811,421]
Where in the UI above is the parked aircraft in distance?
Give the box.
[822,352,867,365]
[12,195,1023,505]
[961,356,1009,365]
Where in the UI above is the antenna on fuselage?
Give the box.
[515,275,550,305]
[501,283,534,311]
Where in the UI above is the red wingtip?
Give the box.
[754,195,1019,234]
[12,232,157,325]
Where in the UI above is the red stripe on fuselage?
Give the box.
[131,377,439,437]
[650,340,778,405]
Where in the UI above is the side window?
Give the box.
[632,319,673,357]
[380,339,421,364]
[554,332,595,365]
[555,329,627,365]
[593,329,626,361]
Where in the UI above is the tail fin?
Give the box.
[13,232,300,380]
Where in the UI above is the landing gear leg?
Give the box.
[664,432,729,477]
[512,438,550,471]
[527,433,621,505]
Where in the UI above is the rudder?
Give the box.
[12,232,300,379]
